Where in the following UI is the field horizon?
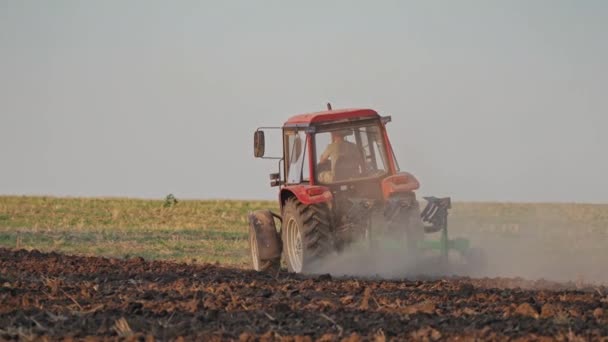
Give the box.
[3,193,607,205]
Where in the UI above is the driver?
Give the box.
[318,130,365,182]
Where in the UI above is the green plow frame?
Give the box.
[418,197,470,263]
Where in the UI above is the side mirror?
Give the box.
[254,130,265,158]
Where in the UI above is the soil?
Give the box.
[1,248,607,341]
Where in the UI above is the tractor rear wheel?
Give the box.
[282,197,333,273]
[386,196,425,251]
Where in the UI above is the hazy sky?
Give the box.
[1,1,606,202]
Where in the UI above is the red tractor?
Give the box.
[249,105,472,274]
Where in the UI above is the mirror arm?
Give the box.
[257,126,282,130]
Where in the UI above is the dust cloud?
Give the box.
[463,228,608,284]
[309,203,608,285]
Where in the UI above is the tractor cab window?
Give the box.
[315,124,388,183]
[285,130,309,184]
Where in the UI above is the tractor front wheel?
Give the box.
[247,210,281,274]
[249,225,280,273]
[282,197,333,273]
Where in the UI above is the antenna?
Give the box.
[326,102,332,110]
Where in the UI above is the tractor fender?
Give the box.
[248,210,282,261]
[280,185,333,207]
[381,172,420,199]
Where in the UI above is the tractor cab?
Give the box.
[285,117,392,185]
[254,108,412,203]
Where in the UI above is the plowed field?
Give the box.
[1,248,607,341]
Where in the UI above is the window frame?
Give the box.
[311,119,391,185]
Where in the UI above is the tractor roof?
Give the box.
[284,108,379,127]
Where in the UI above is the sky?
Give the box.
[0,1,606,202]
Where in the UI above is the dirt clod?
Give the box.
[515,302,540,319]
[541,303,558,318]
[593,308,604,319]
[403,301,436,315]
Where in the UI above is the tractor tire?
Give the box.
[249,227,280,274]
[248,210,281,274]
[281,197,333,273]
[386,195,425,251]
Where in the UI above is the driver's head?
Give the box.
[331,129,350,142]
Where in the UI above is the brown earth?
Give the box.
[1,248,607,341]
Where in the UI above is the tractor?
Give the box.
[248,105,474,274]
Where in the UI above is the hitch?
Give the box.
[384,193,417,225]
[335,198,376,242]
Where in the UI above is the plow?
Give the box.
[248,104,482,274]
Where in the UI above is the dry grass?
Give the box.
[0,196,606,266]
[0,196,277,266]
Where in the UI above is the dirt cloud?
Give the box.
[310,203,608,285]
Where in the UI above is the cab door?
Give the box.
[283,129,310,185]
